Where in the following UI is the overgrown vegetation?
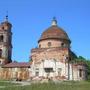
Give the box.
[71,54,90,80]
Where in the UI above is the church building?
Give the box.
[30,18,87,81]
[0,16,87,81]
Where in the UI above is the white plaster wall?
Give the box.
[30,60,86,81]
[31,59,68,78]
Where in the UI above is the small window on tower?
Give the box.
[2,27,4,30]
[0,35,4,42]
[0,49,2,58]
[48,42,51,47]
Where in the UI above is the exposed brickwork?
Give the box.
[0,68,30,80]
[31,47,69,63]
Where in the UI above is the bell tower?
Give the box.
[0,15,12,65]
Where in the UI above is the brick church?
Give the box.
[0,16,87,81]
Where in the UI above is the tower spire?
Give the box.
[51,17,57,26]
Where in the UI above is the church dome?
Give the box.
[38,18,71,43]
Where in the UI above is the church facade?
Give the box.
[0,16,87,81]
[30,18,87,81]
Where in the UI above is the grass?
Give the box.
[0,81,19,86]
[0,81,90,90]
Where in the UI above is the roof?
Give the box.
[2,62,31,68]
[38,25,71,43]
[73,62,87,67]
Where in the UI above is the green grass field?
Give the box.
[0,81,19,86]
[0,81,90,90]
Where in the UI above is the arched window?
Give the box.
[0,49,2,58]
[0,35,4,42]
[48,42,51,47]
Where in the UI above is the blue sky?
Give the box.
[0,0,90,62]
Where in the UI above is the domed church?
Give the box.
[30,18,87,81]
[0,16,87,81]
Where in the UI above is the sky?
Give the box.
[0,0,90,62]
